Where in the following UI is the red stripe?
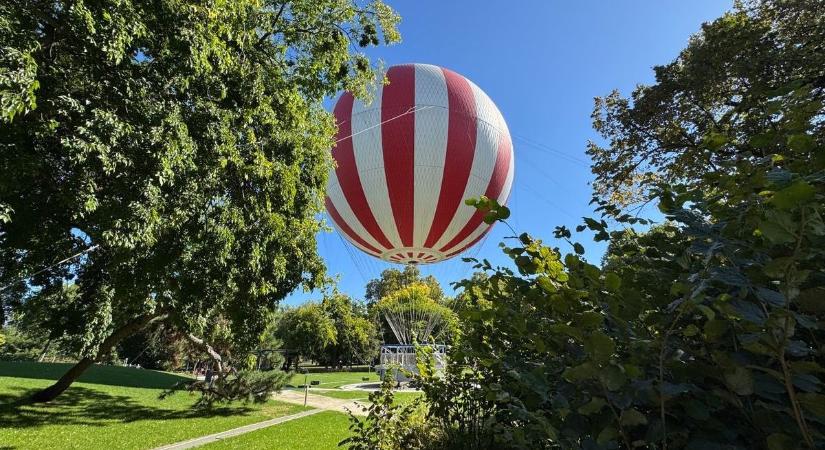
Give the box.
[326,197,382,255]
[381,65,416,247]
[395,253,405,259]
[417,252,425,258]
[445,225,492,258]
[424,68,477,248]
[332,92,394,250]
[439,131,512,253]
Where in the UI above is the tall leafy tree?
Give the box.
[588,0,824,207]
[365,265,449,344]
[0,0,399,402]
[365,265,444,306]
[319,292,377,369]
[275,302,336,370]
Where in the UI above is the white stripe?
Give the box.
[498,140,515,205]
[327,176,384,253]
[413,64,449,247]
[440,99,514,254]
[350,87,404,249]
[434,78,502,250]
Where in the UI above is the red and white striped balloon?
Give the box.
[325,63,514,265]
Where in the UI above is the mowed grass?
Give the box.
[0,362,308,450]
[201,411,351,450]
[287,371,378,388]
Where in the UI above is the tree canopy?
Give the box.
[0,0,399,401]
[588,0,824,207]
[276,292,376,369]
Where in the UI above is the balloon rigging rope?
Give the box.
[0,244,99,292]
[334,105,436,144]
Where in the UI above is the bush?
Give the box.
[341,372,436,450]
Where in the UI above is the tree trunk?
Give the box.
[37,338,53,362]
[30,311,168,403]
[186,333,226,374]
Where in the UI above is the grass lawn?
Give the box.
[307,389,370,400]
[201,410,351,450]
[287,371,378,389]
[0,362,308,450]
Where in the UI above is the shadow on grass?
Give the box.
[0,385,255,430]
[0,361,190,389]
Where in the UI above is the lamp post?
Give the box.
[302,368,308,407]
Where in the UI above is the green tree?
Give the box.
[319,292,377,369]
[588,0,824,207]
[0,0,399,402]
[374,283,458,346]
[365,266,444,306]
[276,302,336,370]
[365,266,450,344]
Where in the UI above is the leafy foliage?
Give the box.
[276,302,336,369]
[340,372,431,450]
[318,292,378,369]
[365,266,452,345]
[365,265,445,306]
[374,283,459,345]
[161,368,290,408]
[0,0,399,399]
[276,292,377,369]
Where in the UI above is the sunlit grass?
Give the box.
[0,362,307,450]
[200,410,351,450]
[287,370,378,388]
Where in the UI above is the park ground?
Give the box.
[0,362,421,449]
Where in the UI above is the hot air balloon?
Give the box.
[325,63,514,265]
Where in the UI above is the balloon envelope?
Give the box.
[325,63,514,264]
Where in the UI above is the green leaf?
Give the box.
[596,426,618,444]
[724,366,754,396]
[683,324,700,337]
[599,365,627,391]
[620,408,648,427]
[731,300,767,325]
[577,397,606,415]
[766,433,794,450]
[703,131,728,150]
[573,242,585,255]
[798,393,825,417]
[537,276,557,293]
[585,332,615,362]
[754,287,786,307]
[749,132,775,148]
[563,362,598,382]
[697,304,716,320]
[758,219,796,244]
[604,272,621,292]
[578,311,604,329]
[771,180,815,209]
[704,319,728,342]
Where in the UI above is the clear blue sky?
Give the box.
[285,0,732,305]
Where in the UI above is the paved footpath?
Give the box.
[272,389,368,416]
[152,408,322,450]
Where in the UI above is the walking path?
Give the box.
[152,409,322,450]
[272,389,368,415]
